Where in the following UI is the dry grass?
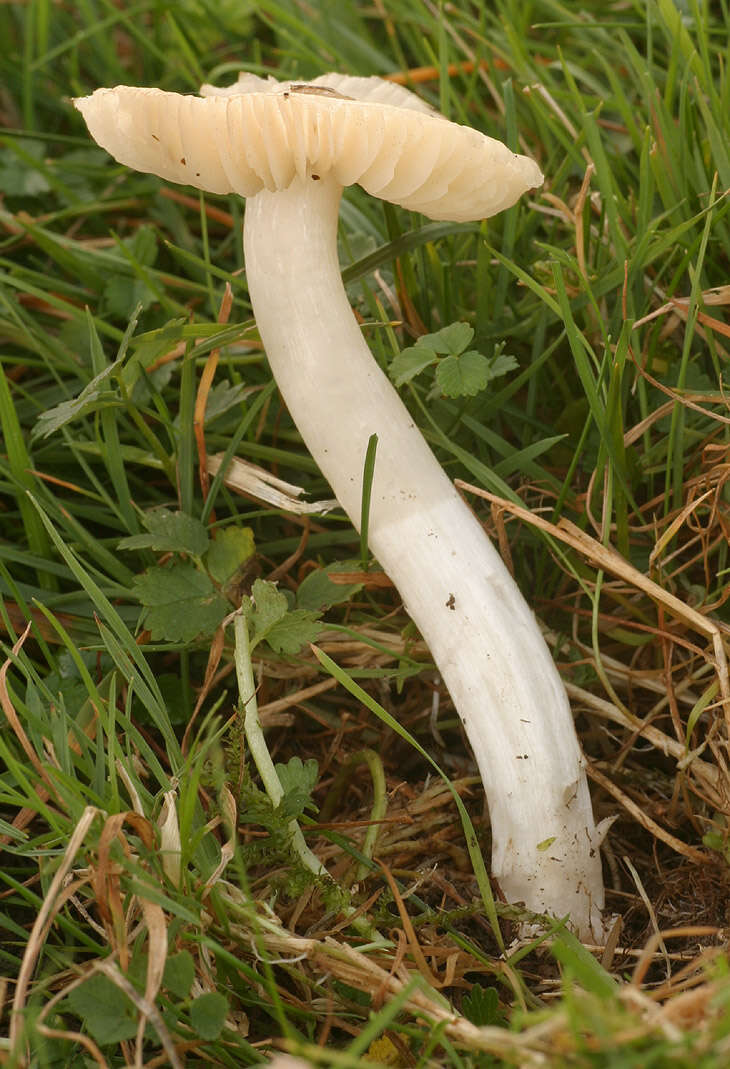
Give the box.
[2,0,730,1064]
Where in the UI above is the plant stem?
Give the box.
[233,611,326,878]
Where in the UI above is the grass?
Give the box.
[1,0,730,1064]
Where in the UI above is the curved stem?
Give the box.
[233,611,326,879]
[244,176,605,938]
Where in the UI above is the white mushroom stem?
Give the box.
[244,174,606,940]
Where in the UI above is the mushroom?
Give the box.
[74,72,607,939]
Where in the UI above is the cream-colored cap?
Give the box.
[74,73,543,223]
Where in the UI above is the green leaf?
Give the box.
[199,379,249,423]
[421,321,474,355]
[436,350,491,397]
[125,319,187,384]
[275,756,319,818]
[103,275,156,319]
[65,975,137,1046]
[489,351,519,379]
[266,608,322,654]
[246,578,288,648]
[703,831,725,853]
[133,563,229,642]
[190,991,228,1041]
[0,140,51,197]
[102,229,158,317]
[296,560,364,611]
[462,984,503,1027]
[205,527,256,585]
[243,579,322,653]
[125,224,158,268]
[276,755,318,796]
[388,345,437,386]
[119,509,209,557]
[389,322,479,387]
[33,359,122,439]
[163,950,195,999]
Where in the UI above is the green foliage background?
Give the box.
[1,1,730,1066]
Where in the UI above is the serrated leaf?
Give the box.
[436,350,491,397]
[200,379,249,423]
[462,983,502,1027]
[205,527,255,585]
[133,563,229,642]
[163,950,195,999]
[246,578,288,648]
[190,991,228,1040]
[489,352,519,379]
[266,608,322,654]
[275,756,319,818]
[65,975,137,1045]
[388,345,437,386]
[245,579,321,653]
[119,509,209,557]
[33,359,122,439]
[0,140,51,197]
[421,321,474,355]
[297,560,364,611]
[103,275,156,319]
[276,755,319,797]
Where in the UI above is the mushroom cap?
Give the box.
[199,71,439,115]
[74,73,543,223]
